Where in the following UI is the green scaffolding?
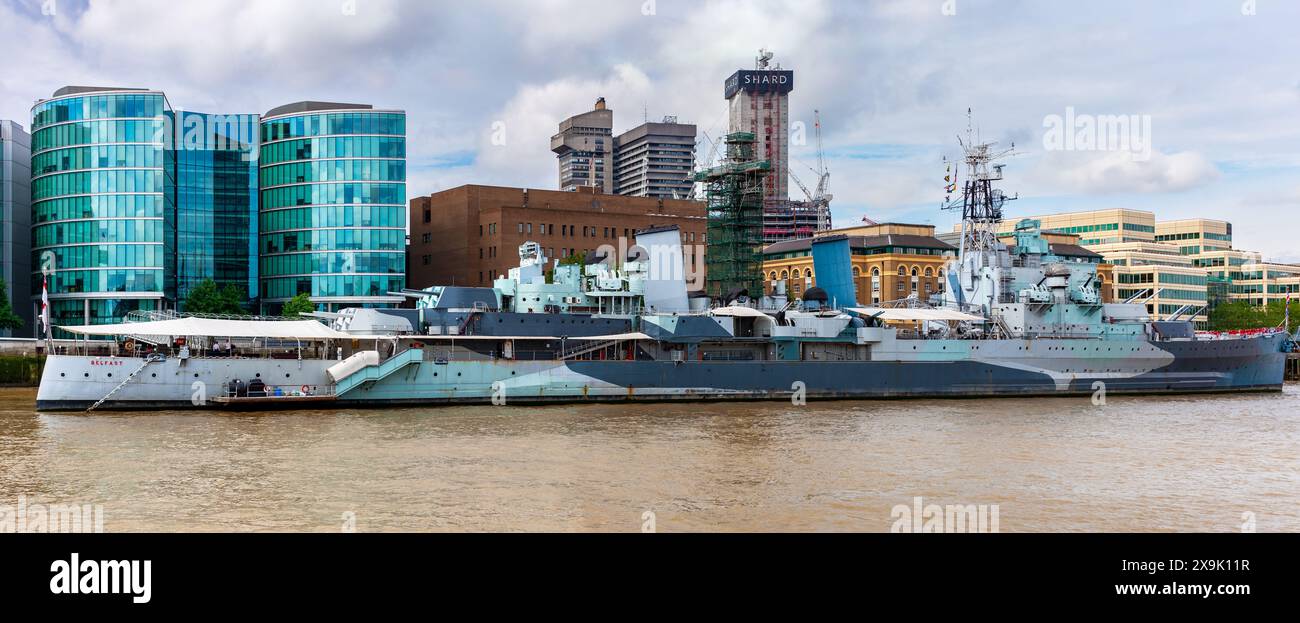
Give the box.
[693,132,770,299]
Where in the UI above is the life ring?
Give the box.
[300,385,311,395]
[124,339,135,352]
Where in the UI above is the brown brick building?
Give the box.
[407,184,707,289]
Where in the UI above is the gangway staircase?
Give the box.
[333,349,424,396]
[86,354,165,412]
[558,338,622,360]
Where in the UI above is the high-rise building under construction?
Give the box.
[725,49,792,203]
[723,50,830,243]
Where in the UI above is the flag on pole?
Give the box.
[41,274,50,340]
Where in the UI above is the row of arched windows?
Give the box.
[769,268,817,280]
[769,265,945,280]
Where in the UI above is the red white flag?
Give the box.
[40,274,50,339]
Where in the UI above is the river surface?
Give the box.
[1,386,1297,532]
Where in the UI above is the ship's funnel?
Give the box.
[810,234,856,309]
[635,225,689,313]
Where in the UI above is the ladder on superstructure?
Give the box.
[558,339,622,360]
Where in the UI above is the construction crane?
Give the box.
[814,109,829,200]
[693,131,723,199]
[797,109,833,231]
[789,168,815,204]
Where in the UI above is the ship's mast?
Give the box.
[942,110,1018,255]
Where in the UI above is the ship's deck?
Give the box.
[209,395,338,406]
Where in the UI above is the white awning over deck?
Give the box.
[845,307,985,322]
[59,317,353,340]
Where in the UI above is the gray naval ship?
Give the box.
[35,142,1294,411]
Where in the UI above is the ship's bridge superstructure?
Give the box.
[941,218,1125,338]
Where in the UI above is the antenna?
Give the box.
[941,109,1020,254]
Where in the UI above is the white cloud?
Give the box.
[1030,150,1220,196]
[472,63,653,188]
[65,0,411,83]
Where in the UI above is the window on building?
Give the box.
[423,209,431,224]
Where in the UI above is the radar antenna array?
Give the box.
[941,109,1020,254]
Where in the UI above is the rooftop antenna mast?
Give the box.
[941,108,1019,256]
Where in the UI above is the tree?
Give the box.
[183,279,245,315]
[557,251,588,267]
[281,293,316,317]
[1207,299,1298,333]
[1262,299,1299,334]
[0,279,23,331]
[546,251,588,284]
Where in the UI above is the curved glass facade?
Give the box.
[258,108,406,312]
[172,111,259,307]
[30,91,169,334]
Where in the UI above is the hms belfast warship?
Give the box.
[35,136,1294,411]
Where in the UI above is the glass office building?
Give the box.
[258,102,406,313]
[1,120,33,337]
[171,111,259,307]
[30,87,170,335]
[30,87,261,334]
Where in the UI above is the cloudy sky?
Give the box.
[3,0,1297,260]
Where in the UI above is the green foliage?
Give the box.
[281,292,317,317]
[1208,300,1297,333]
[557,251,588,267]
[183,279,246,315]
[545,251,591,284]
[0,279,23,331]
[0,355,44,386]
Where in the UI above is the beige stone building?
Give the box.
[1155,218,1233,255]
[761,223,955,305]
[974,208,1296,325]
[981,208,1156,246]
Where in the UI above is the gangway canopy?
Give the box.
[567,332,652,341]
[59,317,354,340]
[845,307,985,322]
[710,306,771,318]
